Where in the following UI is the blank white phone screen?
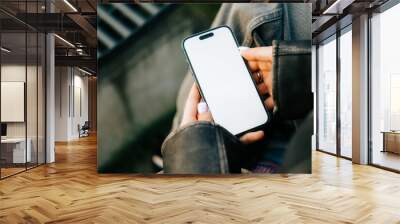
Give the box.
[183,26,269,135]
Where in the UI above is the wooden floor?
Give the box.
[1,135,400,223]
[1,163,45,178]
[1,167,26,178]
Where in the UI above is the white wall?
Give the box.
[55,67,89,141]
[1,82,25,122]
[55,67,69,141]
[1,65,38,138]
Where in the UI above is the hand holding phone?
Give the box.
[180,84,265,144]
[240,47,275,109]
[182,26,270,136]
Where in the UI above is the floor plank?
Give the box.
[1,134,400,223]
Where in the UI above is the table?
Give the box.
[382,131,400,154]
[1,138,31,163]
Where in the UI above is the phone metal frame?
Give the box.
[182,25,270,137]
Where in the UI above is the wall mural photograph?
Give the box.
[2,1,400,223]
[97,3,312,174]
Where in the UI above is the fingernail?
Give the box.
[197,102,208,114]
[238,46,249,52]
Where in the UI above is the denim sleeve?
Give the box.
[272,40,313,120]
[161,121,244,174]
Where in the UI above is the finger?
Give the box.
[240,130,264,144]
[246,60,260,72]
[264,73,273,95]
[181,84,201,126]
[186,84,201,114]
[245,58,273,73]
[198,111,213,121]
[240,47,273,61]
[251,72,262,84]
[264,97,275,110]
[257,60,273,71]
[188,84,201,105]
[256,82,268,96]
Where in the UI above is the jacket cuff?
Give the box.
[161,121,243,174]
[272,40,313,119]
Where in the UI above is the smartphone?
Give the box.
[182,26,269,136]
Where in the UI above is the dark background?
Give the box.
[97,4,221,173]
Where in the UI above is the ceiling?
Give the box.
[0,0,98,74]
[310,0,390,42]
[0,0,394,75]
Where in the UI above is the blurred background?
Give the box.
[97,3,221,173]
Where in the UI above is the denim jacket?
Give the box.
[162,3,312,174]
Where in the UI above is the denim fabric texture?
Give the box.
[163,3,312,173]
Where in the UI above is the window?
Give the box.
[317,35,337,154]
[339,27,352,158]
[370,2,400,171]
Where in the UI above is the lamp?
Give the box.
[63,0,78,12]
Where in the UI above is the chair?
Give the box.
[79,121,90,138]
